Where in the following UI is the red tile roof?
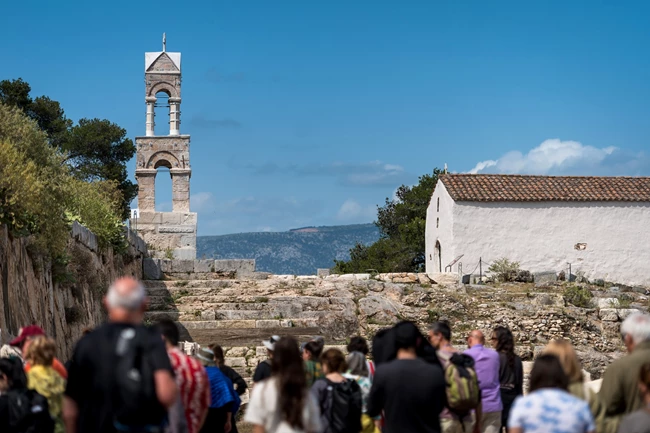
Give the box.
[439,174,650,202]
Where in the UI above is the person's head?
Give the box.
[195,346,216,367]
[157,319,180,348]
[262,335,280,359]
[428,321,452,349]
[466,330,485,348]
[271,337,307,430]
[346,351,369,377]
[104,277,147,324]
[637,362,650,403]
[320,348,347,375]
[24,336,56,367]
[394,321,423,353]
[210,344,225,367]
[492,326,516,365]
[9,325,46,353]
[544,339,583,383]
[620,313,650,353]
[347,336,369,356]
[302,340,324,361]
[529,354,569,392]
[0,358,27,392]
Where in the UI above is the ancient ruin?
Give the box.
[133,35,197,259]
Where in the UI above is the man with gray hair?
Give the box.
[597,312,650,433]
[63,276,178,433]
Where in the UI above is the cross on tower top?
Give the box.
[162,33,166,52]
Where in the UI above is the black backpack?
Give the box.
[113,326,166,430]
[5,389,54,433]
[326,379,362,433]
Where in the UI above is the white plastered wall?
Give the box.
[425,182,457,274]
[448,200,650,287]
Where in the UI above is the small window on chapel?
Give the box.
[436,218,439,228]
[437,198,440,212]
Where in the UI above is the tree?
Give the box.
[63,119,137,220]
[333,168,443,273]
[0,78,136,219]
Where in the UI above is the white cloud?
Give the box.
[336,199,376,222]
[469,139,619,175]
[191,192,217,213]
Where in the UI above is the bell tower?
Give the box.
[133,34,197,259]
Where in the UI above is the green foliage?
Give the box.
[0,78,136,219]
[0,103,126,256]
[334,169,443,273]
[488,258,521,282]
[164,247,174,260]
[563,285,593,308]
[63,118,137,219]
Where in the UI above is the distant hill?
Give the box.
[197,224,381,275]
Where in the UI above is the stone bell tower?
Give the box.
[133,34,197,259]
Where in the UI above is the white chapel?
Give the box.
[425,174,650,287]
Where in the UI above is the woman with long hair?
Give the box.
[491,326,523,432]
[543,339,589,400]
[508,354,595,433]
[210,344,248,433]
[24,336,66,433]
[245,337,321,433]
[302,340,324,387]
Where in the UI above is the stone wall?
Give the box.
[0,223,147,359]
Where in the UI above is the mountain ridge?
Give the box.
[197,223,380,275]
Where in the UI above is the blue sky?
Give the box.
[2,1,650,234]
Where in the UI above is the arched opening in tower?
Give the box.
[154,90,171,136]
[155,160,173,211]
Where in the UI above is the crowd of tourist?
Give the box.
[0,275,649,433]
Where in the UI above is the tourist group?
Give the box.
[0,276,649,433]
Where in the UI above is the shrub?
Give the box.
[488,258,521,282]
[564,285,593,308]
[0,103,126,256]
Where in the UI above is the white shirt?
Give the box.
[245,377,322,433]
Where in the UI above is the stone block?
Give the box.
[143,258,162,280]
[181,213,198,225]
[159,225,195,233]
[224,357,246,368]
[226,347,248,357]
[618,309,641,320]
[597,298,620,309]
[136,212,162,224]
[160,260,173,273]
[354,274,371,280]
[599,308,619,322]
[171,260,194,273]
[534,272,557,285]
[317,269,331,277]
[417,273,433,284]
[179,235,197,248]
[256,320,281,328]
[174,248,196,260]
[161,213,182,225]
[280,319,294,328]
[256,347,268,356]
[194,260,213,273]
[213,259,256,275]
[200,310,216,321]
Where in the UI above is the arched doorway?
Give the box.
[434,241,442,272]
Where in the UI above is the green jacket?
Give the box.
[596,341,650,433]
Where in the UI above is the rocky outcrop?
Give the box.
[148,273,648,383]
[0,224,147,359]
